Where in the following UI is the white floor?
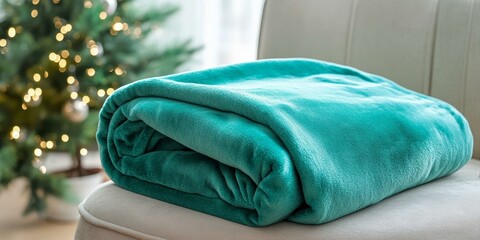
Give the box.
[0,151,102,240]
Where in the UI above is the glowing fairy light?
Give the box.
[80,148,88,156]
[48,52,56,61]
[31,9,38,18]
[90,45,99,56]
[0,39,6,47]
[61,134,69,142]
[67,76,75,84]
[114,67,124,75]
[70,92,78,99]
[34,148,42,157]
[33,73,41,82]
[112,22,123,31]
[32,0,40,5]
[8,27,16,38]
[40,141,47,148]
[86,68,95,77]
[59,59,67,68]
[65,24,72,32]
[44,71,49,78]
[97,89,106,97]
[39,166,47,174]
[84,1,92,8]
[56,33,64,41]
[99,11,107,20]
[10,126,21,140]
[82,95,91,104]
[61,50,69,58]
[24,94,31,102]
[46,141,54,149]
[74,55,82,63]
[106,88,115,95]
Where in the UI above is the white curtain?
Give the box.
[136,0,265,70]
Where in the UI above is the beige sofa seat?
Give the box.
[77,160,480,240]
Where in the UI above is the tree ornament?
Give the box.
[102,0,117,15]
[62,99,89,122]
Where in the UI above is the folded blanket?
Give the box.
[97,58,473,226]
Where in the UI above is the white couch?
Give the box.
[75,0,480,239]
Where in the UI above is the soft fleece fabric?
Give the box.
[97,58,473,227]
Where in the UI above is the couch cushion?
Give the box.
[76,160,480,240]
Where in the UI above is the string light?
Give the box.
[21,104,28,110]
[99,11,107,20]
[64,24,72,32]
[90,45,99,56]
[84,1,92,8]
[112,22,123,32]
[61,50,69,58]
[74,55,82,63]
[52,0,61,4]
[122,23,129,31]
[60,24,72,34]
[67,76,75,84]
[61,134,69,142]
[80,148,88,156]
[70,92,78,99]
[33,73,41,82]
[34,148,42,157]
[54,17,62,29]
[10,126,21,140]
[82,96,91,104]
[39,166,47,174]
[31,94,40,101]
[40,141,47,148]
[8,27,16,38]
[114,67,124,75]
[35,88,42,96]
[56,33,64,41]
[106,88,115,95]
[0,39,6,47]
[86,39,95,48]
[59,59,67,68]
[23,94,31,102]
[48,52,56,61]
[86,68,95,76]
[44,71,49,78]
[46,141,54,149]
[97,89,106,97]
[31,9,38,18]
[32,0,40,5]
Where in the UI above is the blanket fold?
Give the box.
[97,58,473,226]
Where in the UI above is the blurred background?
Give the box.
[0,0,264,239]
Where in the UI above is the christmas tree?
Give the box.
[0,0,197,214]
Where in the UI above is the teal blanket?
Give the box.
[97,58,473,226]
